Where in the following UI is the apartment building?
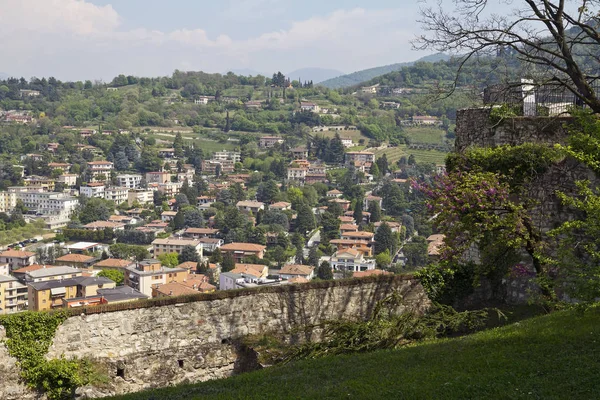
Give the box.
[104,187,129,204]
[87,161,114,181]
[345,151,375,164]
[79,183,105,198]
[116,174,143,189]
[145,171,171,184]
[127,189,154,206]
[0,191,17,213]
[124,259,188,297]
[259,136,284,148]
[0,274,27,314]
[0,250,36,271]
[213,150,241,163]
[151,238,203,257]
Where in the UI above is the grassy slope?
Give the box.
[373,146,448,165]
[108,308,600,400]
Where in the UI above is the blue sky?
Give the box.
[0,0,506,81]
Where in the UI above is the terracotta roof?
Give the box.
[342,231,375,239]
[340,224,359,231]
[353,269,392,278]
[236,200,264,208]
[0,250,35,258]
[338,216,355,223]
[152,238,201,246]
[93,258,132,269]
[87,161,113,165]
[279,264,314,276]
[12,264,51,273]
[84,221,125,229]
[220,243,266,252]
[56,254,95,263]
[232,263,267,277]
[184,228,219,235]
[427,234,445,243]
[335,248,362,258]
[155,282,198,297]
[270,202,291,209]
[176,261,199,270]
[288,276,309,284]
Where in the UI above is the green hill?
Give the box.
[319,53,450,89]
[108,306,600,400]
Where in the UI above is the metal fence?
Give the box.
[483,82,600,116]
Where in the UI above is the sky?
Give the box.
[0,0,502,81]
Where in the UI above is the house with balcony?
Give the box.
[151,238,203,257]
[80,183,105,198]
[87,161,114,182]
[145,171,171,184]
[236,200,265,213]
[220,243,267,263]
[278,264,315,280]
[116,174,143,189]
[123,259,188,297]
[328,249,376,273]
[0,250,36,271]
[259,136,284,148]
[0,274,27,314]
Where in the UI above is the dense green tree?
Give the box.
[158,252,180,268]
[320,211,341,245]
[353,197,364,225]
[183,209,203,228]
[308,246,320,268]
[221,252,235,272]
[78,198,113,224]
[403,236,428,268]
[317,261,333,280]
[98,269,124,285]
[179,245,200,263]
[368,201,382,223]
[296,203,316,233]
[374,222,396,255]
[173,132,184,158]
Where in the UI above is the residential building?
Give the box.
[201,159,235,175]
[259,136,284,148]
[290,147,309,159]
[245,100,263,109]
[427,234,445,261]
[278,264,315,280]
[220,243,267,263]
[152,282,198,298]
[269,202,291,211]
[374,221,402,233]
[58,174,77,187]
[0,250,36,271]
[48,162,71,172]
[197,196,216,209]
[345,151,375,164]
[87,161,114,181]
[158,148,176,158]
[361,84,379,94]
[156,182,182,196]
[194,96,215,105]
[79,183,105,198]
[340,138,354,148]
[236,200,265,213]
[28,276,116,311]
[326,189,343,198]
[82,221,126,231]
[161,211,177,222]
[213,150,241,163]
[55,254,97,269]
[364,195,383,210]
[19,89,40,97]
[104,187,129,204]
[19,265,83,283]
[341,231,375,242]
[116,174,143,189]
[127,189,154,206]
[0,274,27,314]
[329,249,376,273]
[24,176,55,191]
[330,239,372,257]
[123,260,187,297]
[96,286,149,304]
[0,191,17,213]
[93,258,135,271]
[412,115,440,125]
[197,238,223,252]
[231,263,268,279]
[300,102,320,113]
[288,168,307,181]
[146,171,171,184]
[329,198,351,211]
[219,271,287,291]
[151,238,203,257]
[183,228,219,239]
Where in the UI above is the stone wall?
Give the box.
[0,276,429,399]
[455,108,571,152]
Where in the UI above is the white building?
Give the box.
[79,183,105,198]
[15,191,78,219]
[328,249,376,273]
[104,187,129,204]
[87,161,114,181]
[124,260,188,297]
[116,174,143,189]
[213,151,241,163]
[57,174,78,187]
[128,189,154,206]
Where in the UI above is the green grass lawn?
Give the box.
[317,129,369,143]
[373,145,448,165]
[107,307,600,400]
[404,126,447,144]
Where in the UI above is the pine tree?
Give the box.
[308,246,320,267]
[368,201,382,223]
[173,132,184,158]
[353,197,364,224]
[318,261,333,280]
[374,222,395,255]
[221,252,235,272]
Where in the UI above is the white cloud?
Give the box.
[0,0,423,80]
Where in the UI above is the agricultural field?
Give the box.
[403,126,448,144]
[372,145,448,165]
[315,129,370,143]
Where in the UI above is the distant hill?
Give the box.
[286,68,345,84]
[0,72,11,80]
[319,53,450,89]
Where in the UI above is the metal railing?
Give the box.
[484,82,600,116]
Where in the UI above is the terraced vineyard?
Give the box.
[372,145,448,165]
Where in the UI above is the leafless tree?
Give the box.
[414,0,600,112]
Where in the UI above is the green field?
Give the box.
[404,126,447,144]
[373,145,448,165]
[108,307,600,400]
[316,129,370,143]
